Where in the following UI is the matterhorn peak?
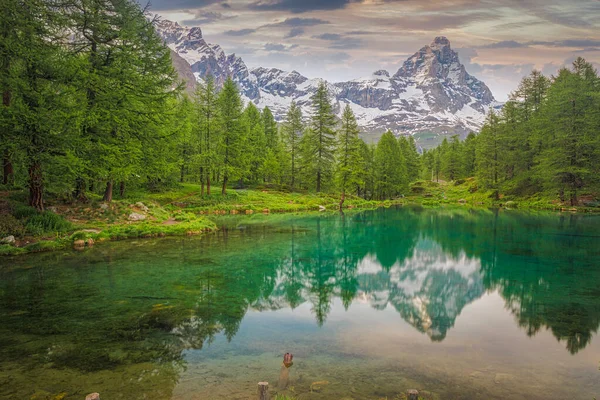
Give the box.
[431,36,451,48]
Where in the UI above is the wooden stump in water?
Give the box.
[407,389,419,400]
[278,364,290,390]
[257,382,269,400]
[278,352,294,389]
[85,393,100,400]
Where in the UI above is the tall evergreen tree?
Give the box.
[4,0,80,209]
[476,110,502,197]
[398,135,420,183]
[373,131,407,199]
[216,77,243,195]
[282,101,303,189]
[195,75,218,195]
[441,135,463,181]
[302,81,337,192]
[335,105,363,208]
[241,102,265,183]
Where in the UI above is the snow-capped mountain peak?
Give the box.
[156,18,498,140]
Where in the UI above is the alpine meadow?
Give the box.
[1,1,600,400]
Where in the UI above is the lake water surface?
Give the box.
[1,207,599,400]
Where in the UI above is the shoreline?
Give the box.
[2,197,598,257]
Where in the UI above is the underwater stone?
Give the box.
[85,394,100,400]
[407,389,419,400]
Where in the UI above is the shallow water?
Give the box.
[1,207,599,400]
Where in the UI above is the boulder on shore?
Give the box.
[0,235,16,245]
[128,212,146,221]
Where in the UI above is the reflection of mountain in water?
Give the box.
[357,240,484,341]
[2,207,600,397]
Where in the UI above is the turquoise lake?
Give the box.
[1,207,599,399]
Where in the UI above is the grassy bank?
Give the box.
[1,181,598,257]
[0,185,391,256]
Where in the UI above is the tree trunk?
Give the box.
[74,177,88,202]
[316,170,321,192]
[222,175,228,195]
[103,180,113,202]
[3,150,13,186]
[339,191,345,211]
[207,174,211,195]
[28,160,44,211]
[180,165,185,183]
[119,181,125,198]
[200,167,205,196]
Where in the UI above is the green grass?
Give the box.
[2,181,597,257]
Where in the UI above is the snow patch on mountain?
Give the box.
[156,18,500,138]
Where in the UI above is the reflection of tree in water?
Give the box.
[2,207,600,398]
[252,208,600,352]
[477,212,600,354]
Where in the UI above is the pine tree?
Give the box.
[398,135,420,183]
[441,135,463,181]
[476,110,502,197]
[303,81,337,192]
[535,60,598,205]
[373,131,407,199]
[4,0,81,210]
[462,132,477,177]
[195,75,218,195]
[262,106,278,148]
[335,105,363,208]
[217,77,244,195]
[241,102,265,183]
[282,101,303,189]
[68,1,180,202]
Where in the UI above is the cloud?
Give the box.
[248,0,350,13]
[224,28,257,36]
[285,27,305,38]
[264,43,286,52]
[182,11,236,25]
[480,40,529,49]
[346,30,377,35]
[313,33,364,49]
[146,0,225,11]
[265,17,331,28]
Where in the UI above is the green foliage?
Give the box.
[217,78,245,194]
[335,105,364,198]
[0,214,25,237]
[25,211,72,236]
[301,82,337,192]
[374,131,407,199]
[282,101,304,189]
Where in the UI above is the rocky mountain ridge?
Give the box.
[155,18,501,140]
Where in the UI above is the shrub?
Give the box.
[11,204,39,220]
[25,212,72,236]
[0,214,26,238]
[174,212,198,222]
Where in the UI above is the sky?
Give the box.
[147,0,600,101]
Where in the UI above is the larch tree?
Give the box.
[216,77,244,195]
[282,101,303,189]
[195,75,218,195]
[335,104,363,208]
[303,81,337,192]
